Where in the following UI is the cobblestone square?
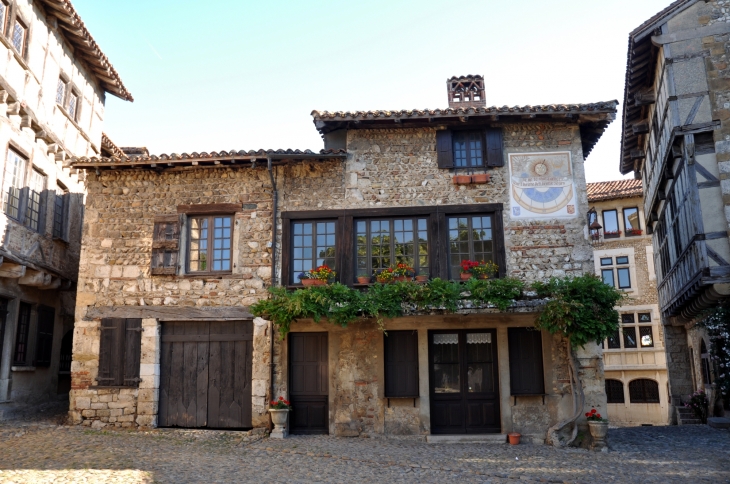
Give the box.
[0,417,728,483]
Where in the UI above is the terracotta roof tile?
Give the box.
[38,0,132,101]
[100,133,124,158]
[587,179,643,202]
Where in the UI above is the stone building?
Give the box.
[0,0,131,409]
[620,0,730,419]
[587,179,670,426]
[67,75,617,442]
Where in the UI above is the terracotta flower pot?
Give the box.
[394,276,411,283]
[453,175,471,185]
[471,173,490,184]
[508,432,521,445]
[302,279,325,287]
[460,272,472,281]
[357,276,371,284]
[415,275,429,283]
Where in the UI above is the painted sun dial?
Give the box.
[508,151,577,219]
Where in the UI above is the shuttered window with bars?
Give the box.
[436,128,504,169]
[97,318,142,387]
[34,305,55,367]
[508,327,545,395]
[151,215,180,275]
[384,331,419,398]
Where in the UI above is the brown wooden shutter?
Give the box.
[97,318,122,385]
[384,331,419,398]
[508,327,545,395]
[436,130,454,169]
[485,128,504,167]
[33,305,55,367]
[123,318,142,386]
[151,215,180,275]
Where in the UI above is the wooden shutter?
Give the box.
[17,186,29,224]
[508,327,545,395]
[151,215,180,275]
[123,318,142,386]
[97,318,142,387]
[37,189,48,235]
[436,130,454,169]
[384,331,419,398]
[485,128,504,167]
[33,305,55,367]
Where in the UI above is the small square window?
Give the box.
[623,327,637,349]
[638,313,651,323]
[616,256,629,265]
[600,257,613,266]
[617,267,631,289]
[639,326,654,347]
[621,313,636,324]
[453,131,484,168]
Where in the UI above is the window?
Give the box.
[602,210,619,237]
[187,215,232,273]
[355,218,428,280]
[34,306,54,367]
[384,331,419,398]
[67,91,79,120]
[600,255,631,290]
[453,131,483,167]
[447,215,493,279]
[13,302,31,365]
[639,326,654,347]
[623,207,641,236]
[97,318,142,387]
[24,169,46,232]
[628,379,660,403]
[508,327,545,395]
[606,328,621,349]
[11,18,26,54]
[435,128,504,168]
[52,184,68,239]
[292,221,336,284]
[56,78,67,105]
[3,148,26,220]
[151,216,180,275]
[605,379,625,403]
[622,313,637,348]
[0,2,8,35]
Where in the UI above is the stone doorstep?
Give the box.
[426,434,507,444]
[708,417,730,429]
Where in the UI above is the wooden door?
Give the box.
[289,332,328,434]
[429,329,500,434]
[159,321,252,429]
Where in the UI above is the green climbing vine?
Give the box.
[251,274,623,341]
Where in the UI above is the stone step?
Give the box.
[678,418,702,425]
[676,407,695,415]
[426,434,507,444]
[708,417,730,429]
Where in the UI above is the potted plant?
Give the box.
[471,173,490,184]
[453,174,471,185]
[603,230,621,238]
[269,396,291,439]
[626,228,643,236]
[392,263,415,282]
[585,407,608,450]
[415,272,429,283]
[357,275,371,284]
[299,265,336,286]
[508,432,521,445]
[375,268,395,284]
[470,260,499,280]
[460,260,478,280]
[685,390,709,424]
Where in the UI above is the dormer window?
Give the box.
[436,128,504,169]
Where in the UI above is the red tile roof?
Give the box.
[38,0,132,101]
[587,179,644,202]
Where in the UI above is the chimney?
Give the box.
[447,75,486,109]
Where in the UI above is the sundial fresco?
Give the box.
[508,151,577,219]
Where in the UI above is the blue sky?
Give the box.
[75,0,672,182]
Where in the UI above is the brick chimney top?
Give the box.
[447,75,486,109]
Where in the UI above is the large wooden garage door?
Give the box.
[159,321,253,429]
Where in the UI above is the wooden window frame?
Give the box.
[436,127,504,169]
[605,379,625,404]
[281,204,505,287]
[289,219,337,286]
[151,214,180,275]
[52,183,69,241]
[185,214,233,275]
[452,130,485,168]
[33,305,54,367]
[9,10,27,58]
[3,147,26,221]
[24,168,46,233]
[97,318,142,387]
[602,209,620,238]
[355,216,430,281]
[0,1,9,37]
[445,214,496,280]
[383,330,419,398]
[12,302,31,365]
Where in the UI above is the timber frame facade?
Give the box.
[620,0,730,415]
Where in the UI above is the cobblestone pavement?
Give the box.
[0,416,728,483]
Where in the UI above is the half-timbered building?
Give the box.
[620,0,730,420]
[68,76,617,442]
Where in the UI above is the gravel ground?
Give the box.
[0,415,728,483]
